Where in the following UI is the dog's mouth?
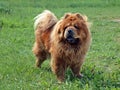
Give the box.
[66,36,79,45]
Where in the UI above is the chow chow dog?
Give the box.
[32,10,91,82]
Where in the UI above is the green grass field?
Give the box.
[0,0,120,90]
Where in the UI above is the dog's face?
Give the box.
[57,13,89,45]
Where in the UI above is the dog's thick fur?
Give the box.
[32,10,91,82]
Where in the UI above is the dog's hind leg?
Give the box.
[35,51,47,68]
[33,43,47,68]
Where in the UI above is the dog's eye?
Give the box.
[58,29,61,34]
[74,25,80,30]
[64,26,67,30]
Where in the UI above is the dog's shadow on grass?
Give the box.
[41,67,51,72]
[39,65,99,82]
[65,66,103,83]
[37,61,99,82]
[37,64,113,86]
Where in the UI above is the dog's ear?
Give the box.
[76,13,83,19]
[82,15,88,22]
[64,13,71,19]
[76,13,88,21]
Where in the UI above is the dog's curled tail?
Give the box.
[34,10,58,31]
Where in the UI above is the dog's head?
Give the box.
[52,13,90,45]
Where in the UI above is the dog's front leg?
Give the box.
[70,61,84,79]
[51,57,66,83]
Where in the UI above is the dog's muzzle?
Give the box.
[66,29,79,44]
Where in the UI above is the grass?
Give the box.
[0,0,120,90]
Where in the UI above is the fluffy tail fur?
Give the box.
[34,10,58,30]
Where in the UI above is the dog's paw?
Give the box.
[76,73,84,79]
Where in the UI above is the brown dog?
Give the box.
[32,10,91,82]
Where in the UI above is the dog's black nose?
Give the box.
[68,29,74,36]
